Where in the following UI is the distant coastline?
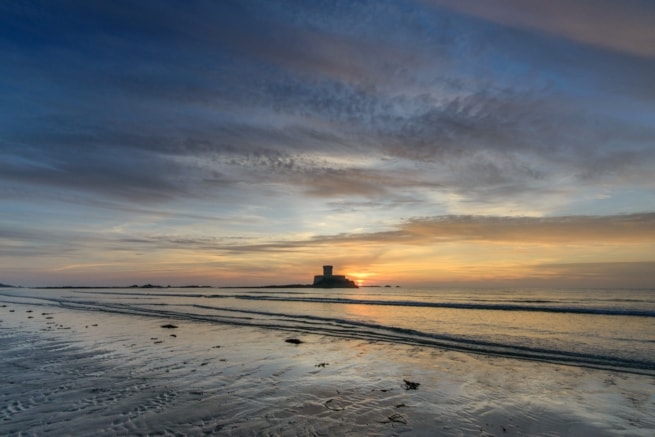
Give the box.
[2,265,371,290]
[221,284,312,289]
[32,284,214,290]
[2,283,405,290]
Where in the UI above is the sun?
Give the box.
[348,272,373,287]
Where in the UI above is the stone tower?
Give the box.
[323,265,333,278]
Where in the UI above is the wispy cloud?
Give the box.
[114,213,655,254]
[397,213,655,244]
[424,0,655,58]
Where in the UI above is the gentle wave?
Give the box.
[47,298,655,376]
[3,290,654,376]
[74,290,655,316]
[223,294,655,317]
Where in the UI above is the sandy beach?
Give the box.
[1,299,654,436]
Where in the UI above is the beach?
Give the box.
[4,2,655,435]
[1,292,654,436]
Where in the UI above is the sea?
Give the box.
[2,286,654,376]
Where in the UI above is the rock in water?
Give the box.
[403,379,420,390]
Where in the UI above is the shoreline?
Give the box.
[1,300,654,436]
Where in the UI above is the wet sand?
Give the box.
[1,301,654,436]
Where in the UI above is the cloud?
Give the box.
[296,213,655,247]
[423,0,655,58]
[1,0,654,222]
[576,148,655,185]
[530,261,655,287]
[112,213,654,256]
[9,210,654,257]
[0,145,188,203]
[401,213,655,243]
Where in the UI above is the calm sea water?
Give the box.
[2,286,654,375]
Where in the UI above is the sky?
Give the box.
[1,0,655,288]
